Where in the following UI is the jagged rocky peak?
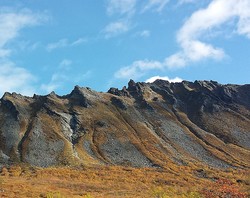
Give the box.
[68,85,103,107]
[0,93,20,120]
[31,91,60,106]
[108,79,225,102]
[109,79,150,99]
[108,86,130,97]
[108,87,119,95]
[47,91,58,98]
[152,79,171,86]
[128,79,136,88]
[127,79,147,91]
[2,92,16,100]
[0,79,249,169]
[0,93,13,107]
[1,91,32,102]
[70,85,99,97]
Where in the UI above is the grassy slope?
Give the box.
[0,82,249,197]
[0,165,249,198]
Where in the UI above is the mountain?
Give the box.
[0,80,249,169]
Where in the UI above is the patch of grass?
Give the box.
[0,177,4,185]
[186,191,203,198]
[46,192,64,198]
[9,166,22,176]
[83,193,93,198]
[0,165,249,198]
[151,187,168,198]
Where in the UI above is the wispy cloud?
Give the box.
[142,0,169,13]
[41,70,92,94]
[71,38,87,46]
[46,37,87,51]
[104,0,137,39]
[134,30,151,38]
[46,39,68,51]
[106,0,137,16]
[115,60,163,79]
[145,76,183,83]
[103,20,131,38]
[0,8,45,58]
[41,73,68,93]
[104,0,166,39]
[177,0,196,5]
[0,61,36,97]
[59,59,72,70]
[41,59,73,93]
[17,41,41,51]
[74,70,92,83]
[165,0,250,68]
[0,8,45,96]
[41,59,91,94]
[114,0,250,79]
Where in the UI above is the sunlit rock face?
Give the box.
[0,80,249,169]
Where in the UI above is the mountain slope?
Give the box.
[0,80,249,169]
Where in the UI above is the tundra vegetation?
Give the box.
[0,80,249,197]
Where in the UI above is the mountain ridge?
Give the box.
[0,79,249,169]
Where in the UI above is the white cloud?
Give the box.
[71,38,87,46]
[114,0,250,79]
[46,38,87,51]
[115,60,163,79]
[17,41,41,51]
[178,0,196,5]
[0,61,36,97]
[41,59,91,94]
[236,0,250,38]
[164,53,186,68]
[103,20,130,38]
[140,30,151,37]
[106,0,137,16]
[145,76,183,83]
[74,70,92,83]
[59,59,72,70]
[46,39,68,51]
[0,49,10,58]
[0,8,44,58]
[104,0,136,39]
[40,84,58,94]
[41,59,71,93]
[41,73,68,93]
[41,70,92,94]
[142,0,169,13]
[137,30,151,38]
[166,0,250,68]
[0,8,45,96]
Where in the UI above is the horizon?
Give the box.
[1,78,248,98]
[0,0,250,97]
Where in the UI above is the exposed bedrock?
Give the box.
[0,80,249,168]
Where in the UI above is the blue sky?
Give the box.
[0,0,249,96]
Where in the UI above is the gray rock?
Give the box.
[101,134,153,167]
[24,119,64,167]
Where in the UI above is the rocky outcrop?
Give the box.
[0,80,249,169]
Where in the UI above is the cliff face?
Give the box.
[0,80,249,168]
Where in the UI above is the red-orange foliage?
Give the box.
[202,178,248,198]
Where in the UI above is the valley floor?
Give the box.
[0,165,249,197]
